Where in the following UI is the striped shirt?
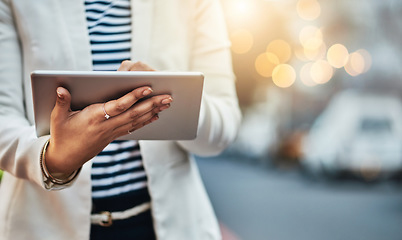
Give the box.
[84,0,150,212]
[86,0,131,71]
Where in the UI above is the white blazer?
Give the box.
[0,0,241,239]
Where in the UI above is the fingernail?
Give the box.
[151,115,159,122]
[56,90,63,99]
[143,88,153,96]
[159,104,170,111]
[161,97,173,104]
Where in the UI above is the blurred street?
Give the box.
[200,2,402,239]
[196,156,402,240]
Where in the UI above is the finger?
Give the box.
[128,61,155,71]
[117,60,155,71]
[51,87,72,123]
[109,95,172,126]
[114,113,160,137]
[118,60,136,71]
[104,86,153,117]
[130,114,160,132]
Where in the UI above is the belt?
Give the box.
[91,202,151,227]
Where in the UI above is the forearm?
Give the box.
[0,120,48,186]
[0,0,77,190]
[177,0,242,156]
[177,77,241,156]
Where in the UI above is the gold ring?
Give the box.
[102,103,110,120]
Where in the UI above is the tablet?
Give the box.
[31,70,204,140]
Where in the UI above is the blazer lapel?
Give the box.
[58,0,92,70]
[131,0,155,62]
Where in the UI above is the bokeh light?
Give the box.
[297,0,322,21]
[299,26,323,47]
[311,59,333,84]
[357,49,372,73]
[344,51,365,76]
[272,64,296,88]
[298,26,326,61]
[304,41,327,61]
[344,49,372,76]
[300,62,317,87]
[327,44,349,68]
[255,52,280,77]
[266,39,292,63]
[227,0,254,17]
[230,29,254,54]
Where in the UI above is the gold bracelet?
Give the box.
[40,139,79,185]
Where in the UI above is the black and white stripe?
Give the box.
[91,141,147,199]
[85,0,132,71]
[85,0,149,201]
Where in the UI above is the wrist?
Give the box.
[44,139,77,175]
[40,139,80,186]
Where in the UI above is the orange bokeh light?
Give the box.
[230,29,254,54]
[266,39,292,63]
[327,44,349,68]
[297,0,322,21]
[255,52,280,78]
[311,60,333,84]
[272,64,296,88]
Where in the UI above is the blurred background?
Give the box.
[0,0,401,239]
[195,0,402,239]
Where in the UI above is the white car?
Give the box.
[301,90,402,180]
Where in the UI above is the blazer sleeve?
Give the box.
[177,0,242,156]
[0,0,74,190]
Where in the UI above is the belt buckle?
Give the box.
[99,211,113,227]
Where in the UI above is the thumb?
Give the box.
[52,87,72,120]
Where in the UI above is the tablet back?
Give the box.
[31,70,204,140]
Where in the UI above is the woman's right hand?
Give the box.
[44,86,173,176]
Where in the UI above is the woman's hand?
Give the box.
[45,61,171,175]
